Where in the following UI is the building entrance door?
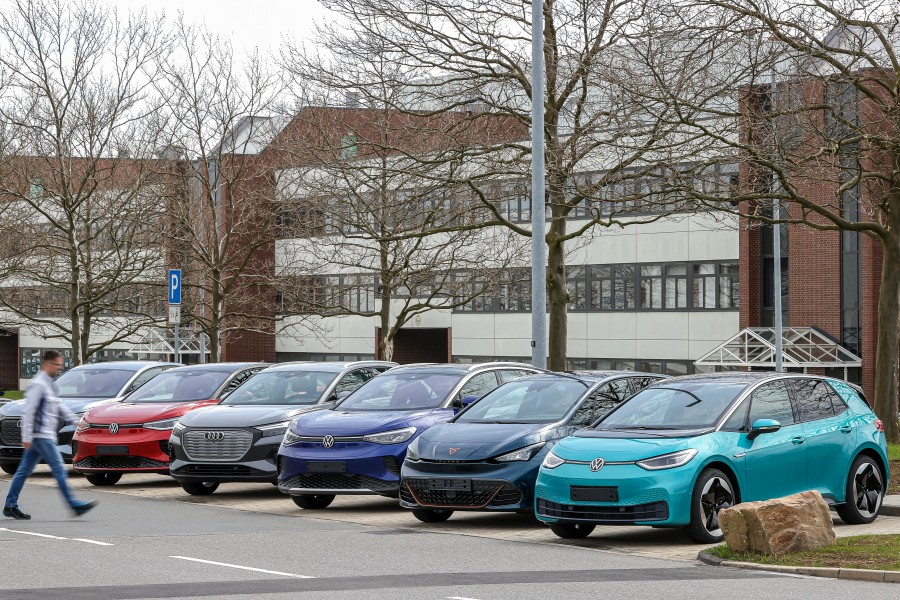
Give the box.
[376,328,450,363]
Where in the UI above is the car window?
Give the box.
[54,368,135,398]
[458,371,500,400]
[458,378,588,424]
[628,377,663,394]
[748,380,795,426]
[499,369,535,383]
[596,382,746,430]
[785,378,844,422]
[222,370,338,405]
[334,369,374,395]
[127,367,163,394]
[222,368,263,396]
[571,379,631,426]
[127,370,233,403]
[720,399,749,431]
[337,373,461,411]
[827,383,849,416]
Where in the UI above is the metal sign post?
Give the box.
[168,269,182,363]
[530,0,547,369]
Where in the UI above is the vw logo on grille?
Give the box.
[15,420,22,428]
[204,431,225,441]
[589,457,605,472]
[322,435,335,448]
[109,423,119,434]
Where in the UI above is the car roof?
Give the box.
[650,371,850,387]
[164,362,268,374]
[68,361,181,372]
[385,362,539,375]
[263,361,397,373]
[564,370,666,382]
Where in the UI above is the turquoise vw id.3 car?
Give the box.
[535,373,888,543]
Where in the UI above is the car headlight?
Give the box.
[494,442,545,463]
[171,422,186,438]
[283,429,303,445]
[144,418,179,431]
[541,451,565,469]
[362,427,416,444]
[76,417,90,432]
[405,440,421,462]
[256,421,290,438]
[636,449,698,471]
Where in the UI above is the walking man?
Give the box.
[3,350,97,519]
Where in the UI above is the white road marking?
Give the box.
[72,538,114,546]
[170,556,315,579]
[447,597,483,600]
[0,527,67,540]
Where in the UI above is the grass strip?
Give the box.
[709,534,900,571]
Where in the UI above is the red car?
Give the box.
[73,363,266,486]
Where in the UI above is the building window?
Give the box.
[640,265,663,309]
[567,267,587,310]
[29,178,43,199]
[664,264,688,308]
[340,133,358,159]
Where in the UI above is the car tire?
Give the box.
[85,472,122,486]
[686,468,735,544]
[548,523,595,539]
[181,481,219,496]
[411,508,453,523]
[291,494,335,509]
[1,462,18,475]
[836,455,884,525]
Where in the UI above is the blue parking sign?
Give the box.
[168,269,182,305]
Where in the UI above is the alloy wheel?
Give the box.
[699,476,733,535]
[852,462,883,519]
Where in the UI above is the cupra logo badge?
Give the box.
[448,447,460,455]
[322,435,335,448]
[589,457,605,472]
[109,423,119,434]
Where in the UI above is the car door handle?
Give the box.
[791,436,805,445]
[839,425,853,434]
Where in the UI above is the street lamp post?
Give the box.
[530,0,547,369]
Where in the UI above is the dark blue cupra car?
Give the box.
[399,371,665,522]
[276,362,541,509]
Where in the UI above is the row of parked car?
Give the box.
[0,359,890,543]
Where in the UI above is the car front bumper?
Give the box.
[277,440,405,496]
[534,461,696,526]
[169,427,282,483]
[72,428,171,474]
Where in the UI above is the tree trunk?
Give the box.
[546,225,568,371]
[874,238,900,443]
[379,280,393,361]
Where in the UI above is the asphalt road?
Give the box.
[0,481,898,599]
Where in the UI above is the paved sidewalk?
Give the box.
[883,494,900,517]
[6,469,900,563]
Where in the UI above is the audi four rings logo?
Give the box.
[322,435,335,448]
[15,420,21,428]
[109,423,119,434]
[590,457,605,472]
[205,432,225,441]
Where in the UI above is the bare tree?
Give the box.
[155,18,285,362]
[625,0,900,440]
[291,0,714,369]
[0,0,170,364]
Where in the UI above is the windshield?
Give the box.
[54,368,135,398]
[336,372,460,412]
[457,378,588,424]
[595,382,746,430]
[126,370,232,403]
[221,371,337,406]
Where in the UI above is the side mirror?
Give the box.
[747,418,781,440]
[330,390,352,404]
[461,395,479,406]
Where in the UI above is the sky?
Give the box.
[106,0,334,55]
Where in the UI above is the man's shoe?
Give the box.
[3,506,31,520]
[71,501,98,517]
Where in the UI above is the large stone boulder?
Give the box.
[719,490,835,555]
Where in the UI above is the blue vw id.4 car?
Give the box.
[276,362,541,509]
[400,371,665,522]
[535,373,889,543]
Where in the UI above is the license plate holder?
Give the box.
[308,461,346,473]
[96,445,129,455]
[425,478,472,492]
[570,486,618,502]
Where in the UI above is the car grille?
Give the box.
[404,479,522,508]
[0,419,21,445]
[74,456,169,470]
[280,473,396,492]
[0,447,24,459]
[174,464,259,477]
[536,498,669,522]
[182,429,253,462]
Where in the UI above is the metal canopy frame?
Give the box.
[128,328,206,355]
[694,327,862,372]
